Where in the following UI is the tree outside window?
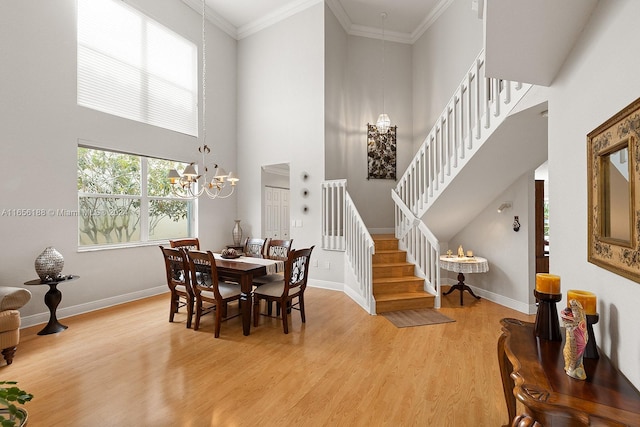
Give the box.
[77,147,194,247]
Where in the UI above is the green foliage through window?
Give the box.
[78,147,194,247]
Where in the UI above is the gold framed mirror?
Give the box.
[587,96,640,283]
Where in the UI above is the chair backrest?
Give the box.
[265,239,293,261]
[185,250,224,300]
[243,237,268,258]
[169,238,200,250]
[283,246,314,296]
[159,246,190,293]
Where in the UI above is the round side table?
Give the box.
[24,275,79,335]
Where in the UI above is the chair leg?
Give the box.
[299,294,306,323]
[253,296,261,327]
[193,300,202,331]
[2,347,16,365]
[186,297,193,329]
[222,302,228,318]
[282,299,289,334]
[169,293,177,322]
[214,303,223,338]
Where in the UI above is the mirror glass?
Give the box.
[601,145,631,242]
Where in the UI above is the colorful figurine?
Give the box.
[560,299,588,380]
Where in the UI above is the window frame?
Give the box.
[77,145,197,251]
[77,0,198,136]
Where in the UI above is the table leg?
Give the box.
[239,275,253,336]
[442,272,481,306]
[39,283,68,335]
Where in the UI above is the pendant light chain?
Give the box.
[166,0,239,199]
[201,0,207,147]
[381,12,386,115]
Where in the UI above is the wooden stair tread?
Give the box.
[375,292,434,302]
[373,262,413,267]
[373,276,423,284]
[372,234,396,239]
[371,234,435,313]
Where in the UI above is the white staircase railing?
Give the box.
[321,50,530,313]
[396,49,531,219]
[321,179,375,313]
[393,190,440,308]
[393,49,530,307]
[322,179,346,251]
[344,192,375,314]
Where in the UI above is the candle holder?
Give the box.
[534,289,562,341]
[584,313,599,359]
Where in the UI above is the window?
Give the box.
[77,0,198,135]
[77,146,195,248]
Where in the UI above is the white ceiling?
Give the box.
[183,0,456,43]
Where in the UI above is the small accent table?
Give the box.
[24,275,78,335]
[439,255,488,305]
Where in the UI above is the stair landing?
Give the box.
[372,235,435,314]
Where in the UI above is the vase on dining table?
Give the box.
[232,220,243,246]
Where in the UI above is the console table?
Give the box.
[439,255,487,305]
[498,318,640,426]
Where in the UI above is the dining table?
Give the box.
[213,254,284,336]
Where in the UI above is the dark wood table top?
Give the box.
[24,275,79,286]
[499,318,640,426]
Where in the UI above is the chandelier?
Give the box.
[168,0,238,199]
[376,12,391,134]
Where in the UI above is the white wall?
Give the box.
[549,0,640,389]
[237,3,343,287]
[0,0,237,322]
[344,36,413,230]
[324,4,349,180]
[448,172,536,313]
[412,0,483,151]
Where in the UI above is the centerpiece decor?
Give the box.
[567,289,599,359]
[232,220,243,246]
[34,247,64,282]
[560,299,588,380]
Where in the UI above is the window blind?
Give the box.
[77,0,198,136]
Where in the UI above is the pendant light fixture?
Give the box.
[376,12,391,134]
[168,0,238,199]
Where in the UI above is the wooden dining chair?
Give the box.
[264,239,293,261]
[169,238,200,250]
[159,246,193,328]
[243,237,268,258]
[185,249,242,337]
[253,246,314,334]
[253,239,294,314]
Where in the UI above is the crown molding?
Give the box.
[410,0,453,44]
[325,0,352,32]
[349,24,413,45]
[184,0,453,45]
[182,0,238,39]
[237,0,323,40]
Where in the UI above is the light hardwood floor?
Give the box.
[6,286,533,426]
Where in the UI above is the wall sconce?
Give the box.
[513,216,521,232]
[497,202,512,213]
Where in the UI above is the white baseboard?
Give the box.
[21,285,167,329]
[308,279,342,292]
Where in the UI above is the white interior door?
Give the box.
[264,186,289,239]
